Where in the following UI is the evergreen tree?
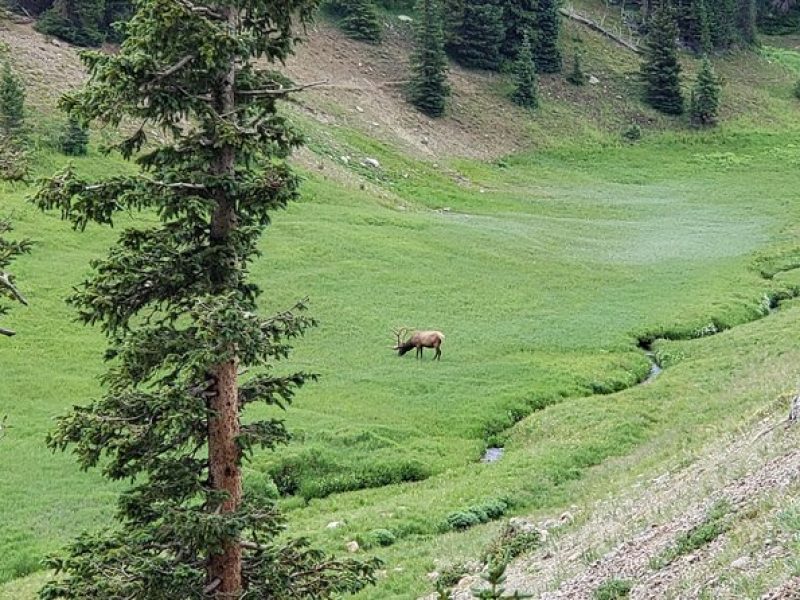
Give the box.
[471,560,532,599]
[566,50,587,86]
[641,5,684,115]
[35,0,106,46]
[31,0,379,597]
[409,0,450,117]
[338,0,382,43]
[738,0,758,44]
[452,0,504,70]
[59,114,89,156]
[710,0,738,48]
[500,0,536,62]
[511,34,538,108]
[689,57,721,126]
[696,0,712,53]
[533,0,562,74]
[0,61,24,140]
[0,218,31,338]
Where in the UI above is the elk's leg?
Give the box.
[434,345,441,361]
[416,346,422,359]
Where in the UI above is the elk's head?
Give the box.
[391,327,410,352]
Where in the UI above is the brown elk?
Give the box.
[392,327,445,360]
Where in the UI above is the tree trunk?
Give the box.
[207,6,242,597]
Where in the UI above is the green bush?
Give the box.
[447,510,481,530]
[360,528,396,547]
[268,450,431,500]
[622,124,642,142]
[594,578,633,600]
[446,498,510,531]
[484,521,542,564]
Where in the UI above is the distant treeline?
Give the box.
[5,0,799,50]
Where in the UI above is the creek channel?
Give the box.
[478,290,794,464]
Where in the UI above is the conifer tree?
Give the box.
[409,0,450,117]
[59,114,89,156]
[641,4,684,115]
[339,0,382,43]
[511,34,538,108]
[0,218,31,338]
[689,57,721,127]
[35,0,106,46]
[566,50,587,86]
[0,61,24,140]
[500,0,536,62]
[533,0,562,74]
[697,0,712,53]
[31,0,379,597]
[738,0,758,44]
[452,0,504,70]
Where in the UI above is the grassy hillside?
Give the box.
[3,3,800,599]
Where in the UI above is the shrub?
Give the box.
[793,79,800,100]
[622,123,642,142]
[447,510,481,530]
[360,528,396,547]
[446,498,510,531]
[594,579,633,600]
[484,521,542,565]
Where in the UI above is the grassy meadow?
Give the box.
[4,10,800,594]
[4,122,800,597]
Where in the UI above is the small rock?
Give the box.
[362,157,381,168]
[537,528,549,543]
[589,75,600,85]
[355,105,364,113]
[326,521,344,529]
[397,14,413,23]
[731,556,751,570]
[345,541,360,553]
[508,517,537,535]
[559,511,575,525]
[427,571,440,581]
[421,137,429,145]
[340,155,350,164]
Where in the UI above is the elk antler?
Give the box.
[391,327,409,348]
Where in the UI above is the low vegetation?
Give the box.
[651,500,733,569]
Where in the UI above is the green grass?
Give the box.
[4,20,800,595]
[4,123,800,596]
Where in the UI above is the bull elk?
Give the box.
[392,327,445,360]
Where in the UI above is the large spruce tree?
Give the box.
[35,0,106,46]
[338,0,382,43]
[641,4,685,115]
[500,0,536,63]
[31,0,378,597]
[452,0,504,70]
[533,0,562,74]
[409,0,450,117]
[0,218,30,338]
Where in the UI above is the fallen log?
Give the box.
[559,8,641,54]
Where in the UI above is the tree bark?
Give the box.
[207,6,242,598]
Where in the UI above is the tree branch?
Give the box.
[0,327,16,337]
[0,272,27,306]
[236,80,329,98]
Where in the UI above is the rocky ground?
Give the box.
[431,405,800,599]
